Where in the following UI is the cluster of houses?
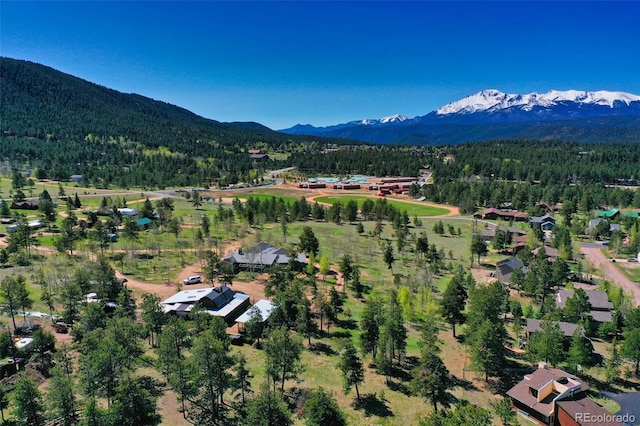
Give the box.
[495,250,616,331]
[159,242,305,329]
[296,175,425,196]
[488,212,626,423]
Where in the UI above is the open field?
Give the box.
[313,195,451,217]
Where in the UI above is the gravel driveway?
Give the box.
[581,245,640,307]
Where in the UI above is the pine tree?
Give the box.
[567,328,591,372]
[440,269,468,337]
[13,373,45,426]
[338,343,364,401]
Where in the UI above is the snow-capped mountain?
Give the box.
[279,89,640,144]
[435,89,640,115]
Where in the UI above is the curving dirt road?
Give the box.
[581,245,640,307]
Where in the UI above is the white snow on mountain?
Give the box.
[356,114,408,125]
[436,89,640,115]
[379,114,408,124]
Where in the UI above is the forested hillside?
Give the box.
[0,58,349,187]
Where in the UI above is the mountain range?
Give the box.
[280,89,640,144]
[1,57,639,146]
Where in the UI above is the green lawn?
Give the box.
[235,193,299,205]
[613,262,640,282]
[313,195,450,217]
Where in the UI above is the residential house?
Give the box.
[161,285,250,323]
[597,208,620,220]
[7,220,46,233]
[482,208,529,222]
[249,153,269,161]
[532,246,560,262]
[556,397,623,426]
[530,214,556,231]
[496,256,525,284]
[10,199,39,210]
[586,219,620,236]
[526,319,584,340]
[137,217,152,228]
[507,364,620,425]
[223,242,307,273]
[555,289,614,324]
[537,203,562,214]
[235,299,277,331]
[117,208,139,217]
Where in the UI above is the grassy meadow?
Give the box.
[314,195,451,217]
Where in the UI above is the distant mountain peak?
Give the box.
[356,114,408,125]
[436,89,640,115]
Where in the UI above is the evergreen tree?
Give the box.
[109,375,161,426]
[605,338,622,382]
[264,326,304,392]
[360,298,383,359]
[296,297,316,345]
[470,319,507,381]
[46,346,77,426]
[233,353,253,405]
[493,397,517,426]
[440,269,468,337]
[338,343,364,401]
[470,234,488,265]
[304,388,347,426]
[0,274,30,330]
[621,328,640,376]
[12,373,45,426]
[411,350,453,413]
[528,319,565,366]
[567,328,592,372]
[298,226,319,256]
[140,293,166,347]
[188,326,234,425]
[245,386,292,426]
[157,318,194,419]
[383,243,395,271]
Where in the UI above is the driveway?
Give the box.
[601,391,640,425]
[581,244,640,307]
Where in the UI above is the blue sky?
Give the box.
[2,1,639,130]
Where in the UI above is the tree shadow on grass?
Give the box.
[331,330,352,339]
[452,375,479,392]
[337,318,358,330]
[353,393,394,418]
[387,379,411,396]
[308,342,338,356]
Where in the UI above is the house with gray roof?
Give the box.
[496,256,525,285]
[555,289,614,324]
[526,319,584,339]
[586,218,620,235]
[223,242,307,272]
[529,214,556,231]
[161,285,250,323]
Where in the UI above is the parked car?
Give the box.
[183,275,202,285]
[628,258,638,263]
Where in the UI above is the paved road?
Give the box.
[581,244,640,307]
[601,391,640,425]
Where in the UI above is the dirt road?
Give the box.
[581,245,640,307]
